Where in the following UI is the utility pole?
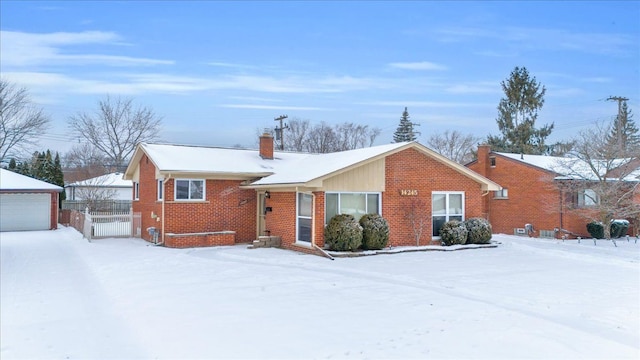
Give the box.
[274,115,288,151]
[607,96,629,152]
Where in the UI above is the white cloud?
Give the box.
[359,100,493,108]
[219,104,331,111]
[0,30,174,68]
[388,61,447,71]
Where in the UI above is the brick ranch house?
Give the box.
[123,134,500,254]
[467,145,640,239]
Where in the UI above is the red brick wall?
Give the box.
[264,191,297,249]
[467,152,592,238]
[384,148,485,246]
[132,154,162,242]
[165,232,235,248]
[162,179,256,243]
[132,153,257,246]
[50,192,59,230]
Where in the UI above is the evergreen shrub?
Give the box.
[586,222,604,239]
[464,218,493,244]
[440,220,468,246]
[359,214,390,250]
[324,214,363,251]
[610,220,629,238]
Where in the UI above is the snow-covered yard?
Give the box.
[1,227,638,359]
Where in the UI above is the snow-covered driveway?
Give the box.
[1,227,639,359]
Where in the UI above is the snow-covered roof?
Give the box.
[251,142,412,186]
[125,141,500,190]
[0,168,63,192]
[139,143,308,175]
[67,173,132,188]
[495,152,636,181]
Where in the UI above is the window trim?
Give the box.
[494,188,508,199]
[576,188,599,207]
[432,191,465,238]
[324,191,382,225]
[134,182,139,201]
[296,192,313,245]
[174,179,206,201]
[157,179,164,201]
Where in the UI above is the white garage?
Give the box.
[0,169,62,232]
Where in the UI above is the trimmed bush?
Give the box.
[359,214,390,250]
[464,217,493,244]
[440,220,468,246]
[611,220,629,238]
[586,222,604,239]
[324,214,363,251]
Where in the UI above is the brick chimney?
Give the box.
[476,144,491,177]
[259,132,274,160]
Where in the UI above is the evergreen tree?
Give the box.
[606,102,639,155]
[487,66,553,154]
[54,152,66,206]
[8,158,17,170]
[393,107,420,142]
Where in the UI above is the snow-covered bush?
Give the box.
[359,214,389,250]
[586,222,604,239]
[440,220,468,246]
[464,217,492,244]
[324,214,363,251]
[610,220,629,238]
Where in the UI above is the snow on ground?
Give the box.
[1,228,639,359]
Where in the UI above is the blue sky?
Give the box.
[1,1,639,154]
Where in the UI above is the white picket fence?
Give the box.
[70,208,141,241]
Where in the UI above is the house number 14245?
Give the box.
[399,189,418,196]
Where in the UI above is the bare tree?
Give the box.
[427,130,480,164]
[284,118,311,152]
[280,119,381,153]
[403,197,431,246]
[63,142,110,183]
[68,96,162,171]
[0,80,50,163]
[552,122,640,239]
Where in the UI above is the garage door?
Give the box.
[0,193,51,231]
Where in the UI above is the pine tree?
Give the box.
[54,152,66,205]
[393,107,420,142]
[487,66,553,155]
[8,158,17,170]
[606,102,639,155]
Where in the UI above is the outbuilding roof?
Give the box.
[0,168,63,192]
[66,172,132,188]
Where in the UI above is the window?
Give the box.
[297,193,313,243]
[325,192,381,224]
[490,157,496,167]
[494,188,508,199]
[157,179,164,201]
[576,189,599,207]
[432,192,464,237]
[175,179,205,201]
[134,182,139,200]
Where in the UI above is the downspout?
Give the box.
[158,174,169,246]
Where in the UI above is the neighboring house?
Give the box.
[467,145,640,238]
[0,168,63,231]
[123,133,500,253]
[65,172,133,201]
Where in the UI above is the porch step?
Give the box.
[248,236,282,249]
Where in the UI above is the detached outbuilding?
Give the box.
[0,168,63,232]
